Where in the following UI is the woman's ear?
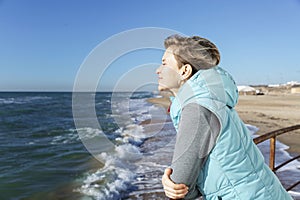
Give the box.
[179,64,193,80]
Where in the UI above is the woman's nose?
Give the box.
[156,65,162,74]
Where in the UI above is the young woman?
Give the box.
[157,35,292,200]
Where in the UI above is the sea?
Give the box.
[0,92,299,200]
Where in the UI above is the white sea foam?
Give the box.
[111,98,154,124]
[288,190,300,197]
[51,133,79,145]
[118,124,146,144]
[77,167,135,199]
[0,98,15,104]
[50,128,103,145]
[245,124,259,134]
[115,144,142,161]
[27,141,35,145]
[77,127,105,141]
[76,143,141,199]
[0,96,52,104]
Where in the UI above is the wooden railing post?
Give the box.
[253,124,300,191]
[269,137,276,171]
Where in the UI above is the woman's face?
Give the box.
[156,48,182,92]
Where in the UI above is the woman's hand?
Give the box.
[162,168,189,199]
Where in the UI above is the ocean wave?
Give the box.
[51,132,78,145]
[115,124,146,146]
[288,190,300,198]
[111,98,154,124]
[0,96,52,104]
[51,128,104,145]
[75,144,142,199]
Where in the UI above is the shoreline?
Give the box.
[148,94,300,155]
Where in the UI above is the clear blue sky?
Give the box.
[1,0,300,91]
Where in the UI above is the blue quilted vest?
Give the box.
[169,66,292,200]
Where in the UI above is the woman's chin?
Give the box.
[158,85,167,91]
[158,85,173,94]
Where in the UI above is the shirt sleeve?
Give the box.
[170,103,220,199]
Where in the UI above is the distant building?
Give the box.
[286,81,300,86]
[237,86,256,95]
[268,84,281,88]
[291,86,300,94]
[237,85,264,95]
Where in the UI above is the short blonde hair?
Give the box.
[164,35,220,71]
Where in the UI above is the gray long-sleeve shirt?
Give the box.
[170,103,220,199]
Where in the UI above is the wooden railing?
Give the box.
[253,124,300,191]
